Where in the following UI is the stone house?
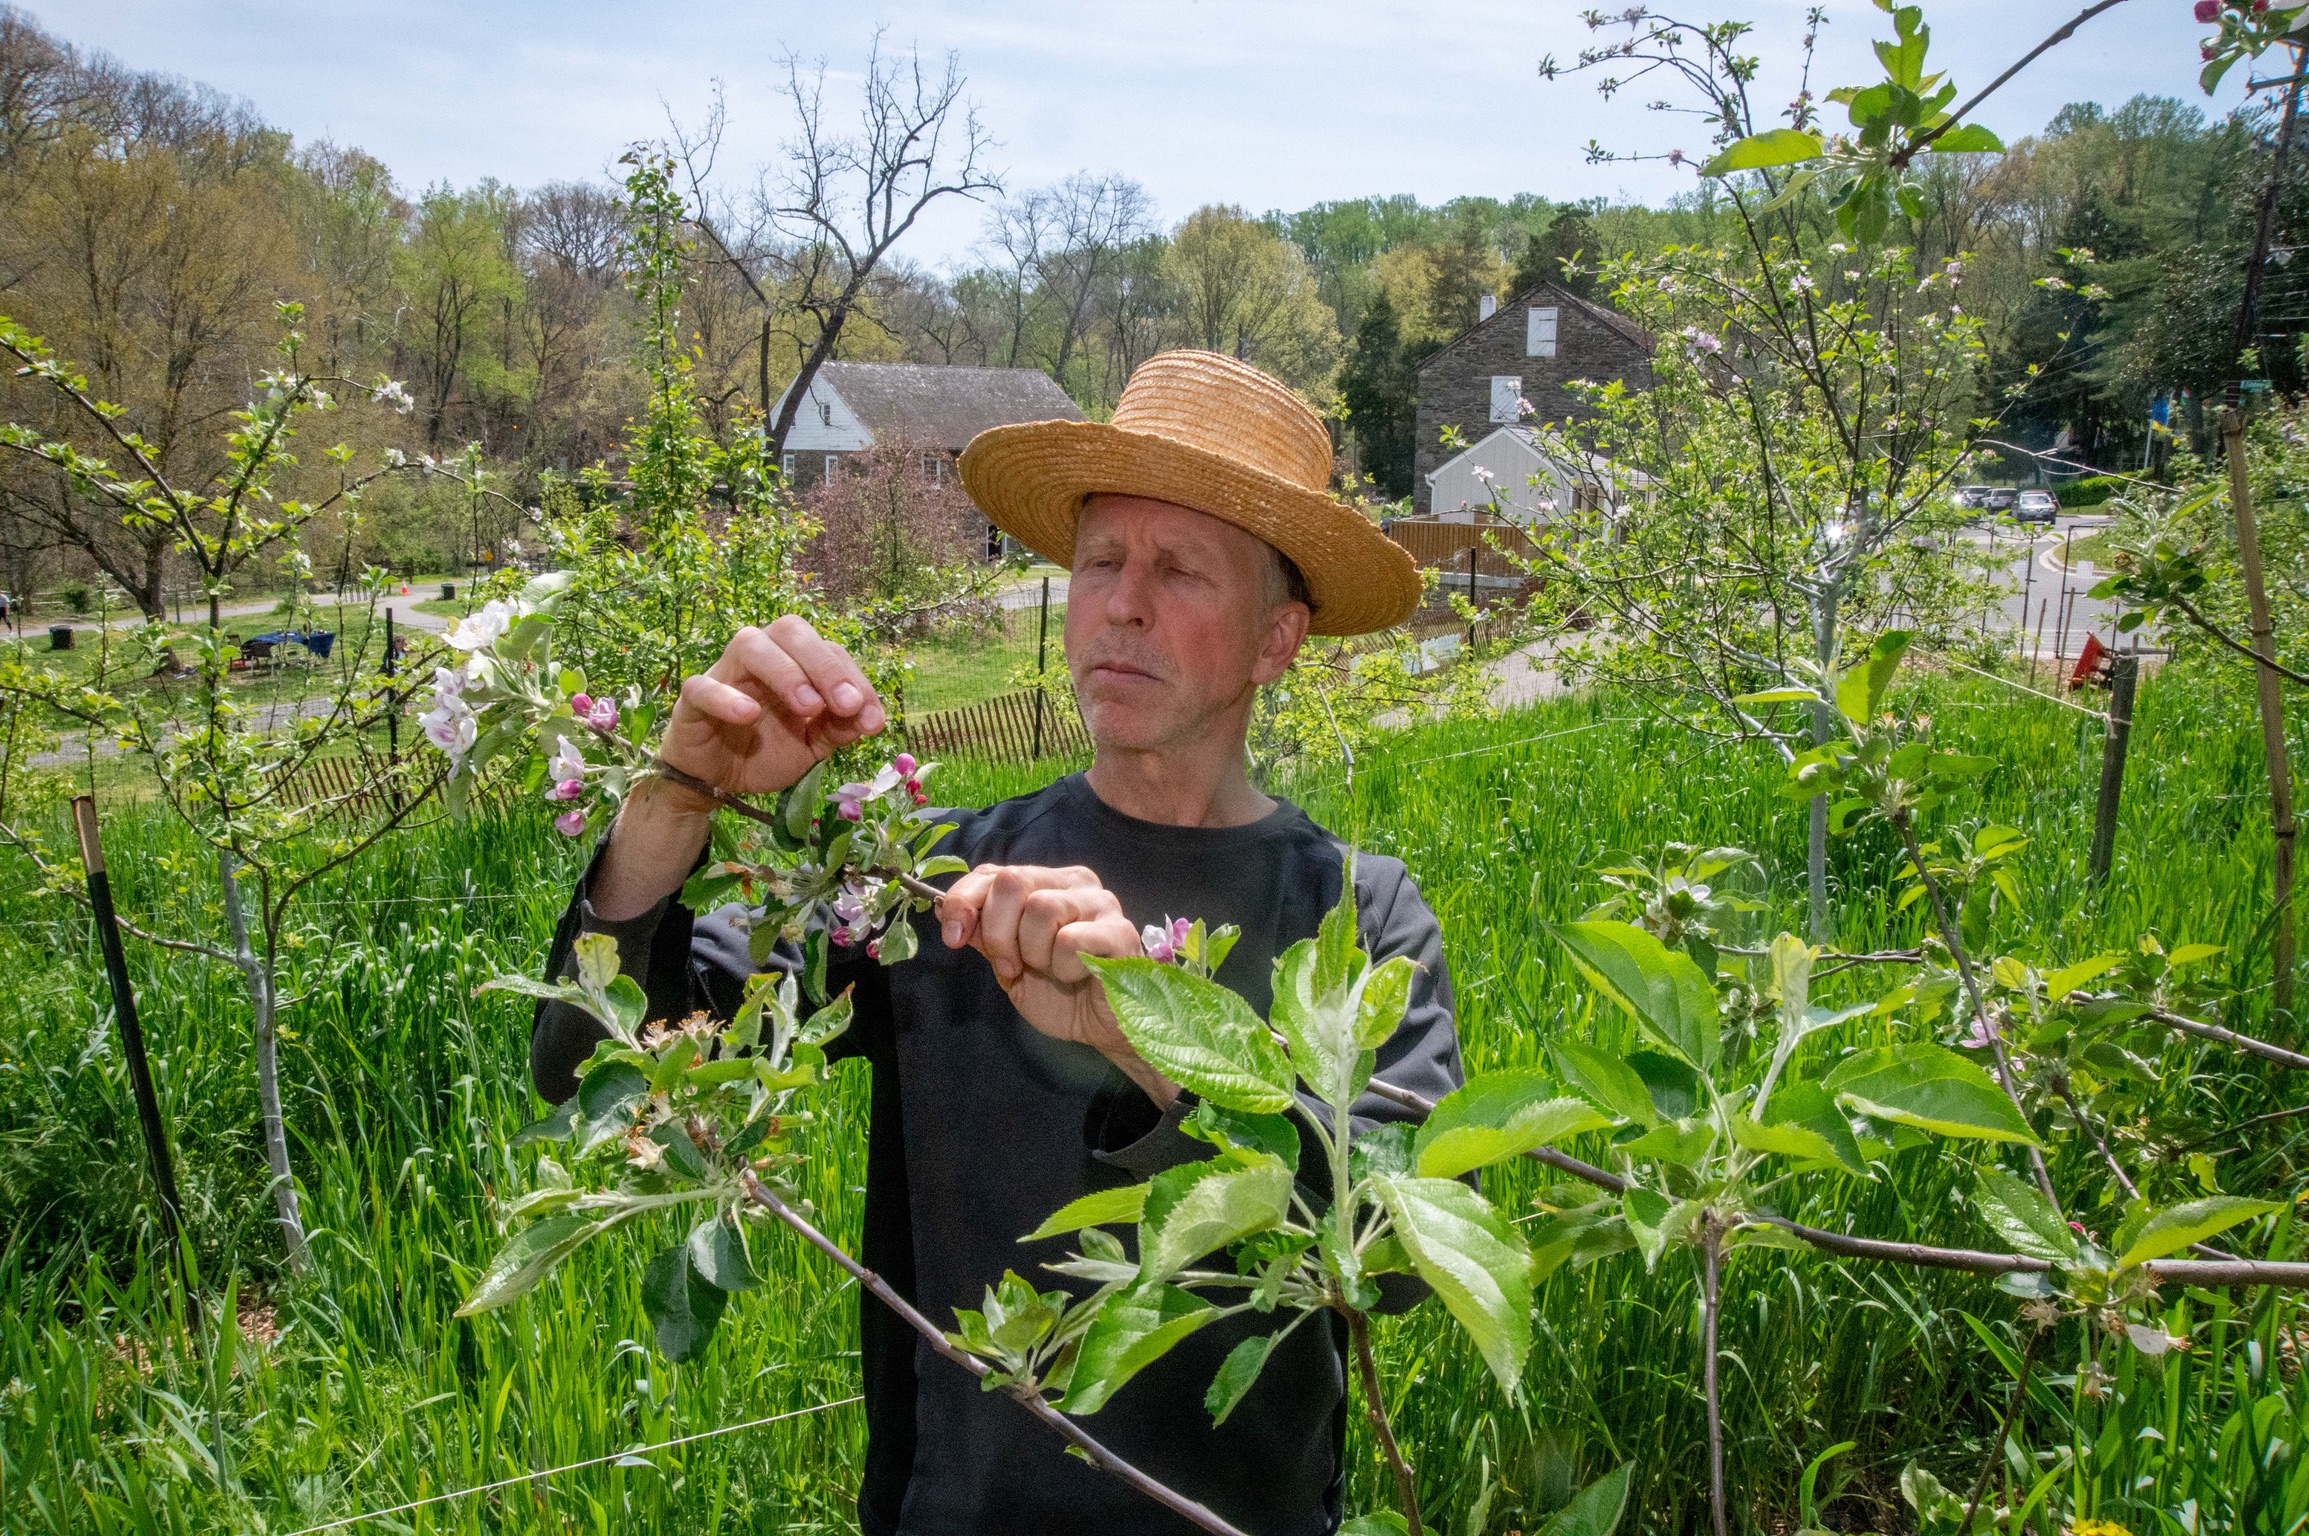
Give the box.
[770,361,1084,494]
[1410,282,1652,513]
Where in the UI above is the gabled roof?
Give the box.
[810,362,1085,449]
[1413,280,1654,375]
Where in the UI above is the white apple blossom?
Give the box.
[446,598,514,651]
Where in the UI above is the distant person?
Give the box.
[531,352,1462,1536]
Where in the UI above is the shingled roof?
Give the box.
[813,362,1085,450]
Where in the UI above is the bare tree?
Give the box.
[978,185,1056,367]
[1033,172,1154,383]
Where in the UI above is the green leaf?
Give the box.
[1974,1169,2079,1264]
[510,1096,580,1147]
[1204,1332,1281,1426]
[574,1060,648,1154]
[1350,1121,1419,1181]
[1550,921,1720,1071]
[1085,957,1296,1114]
[1731,1113,1852,1170]
[2116,1196,2281,1269]
[1183,1100,1302,1174]
[1272,938,1360,1106]
[1826,1043,2040,1146]
[1413,1073,1609,1178]
[2043,953,2123,1002]
[688,1218,760,1292]
[1552,1040,1656,1126]
[1355,955,1418,1049]
[641,1242,728,1362]
[1060,1283,1219,1414]
[1618,1119,1714,1168]
[456,1213,609,1315]
[1022,1182,1151,1243]
[797,984,855,1047]
[1729,686,1822,704]
[1749,1080,1865,1173]
[1139,1154,1295,1282]
[1536,1463,1633,1536]
[1835,631,1911,725]
[1699,128,1824,176]
[1622,1189,1674,1271]
[603,974,648,1036]
[782,759,826,844]
[1927,122,2004,154]
[1372,1175,1533,1392]
[1339,1516,1411,1536]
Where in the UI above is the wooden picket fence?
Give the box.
[902,689,1089,763]
[1382,516,1544,577]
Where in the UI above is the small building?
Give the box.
[771,361,1086,492]
[1424,426,1629,525]
[1411,282,1652,514]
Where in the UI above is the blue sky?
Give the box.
[46,0,2241,264]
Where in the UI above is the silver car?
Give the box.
[2014,489,2058,524]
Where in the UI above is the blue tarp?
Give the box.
[244,630,336,659]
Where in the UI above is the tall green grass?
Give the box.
[0,671,2301,1533]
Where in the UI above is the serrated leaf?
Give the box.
[1835,631,1911,725]
[2116,1196,2281,1269]
[1622,1188,1673,1271]
[1205,1332,1280,1426]
[1730,686,1822,704]
[574,1060,648,1154]
[1731,1114,1852,1170]
[1355,955,1417,1049]
[1537,1463,1633,1536]
[688,1217,760,1291]
[1139,1154,1294,1282]
[1751,1080,1865,1173]
[510,1096,580,1147]
[1552,1039,1656,1126]
[1974,1168,2079,1264]
[1060,1283,1218,1414]
[1022,1182,1151,1243]
[1928,122,2004,154]
[1551,920,1720,1071]
[1372,1175,1532,1392]
[1413,1073,1609,1178]
[1183,1100,1301,1173]
[1700,127,1823,176]
[1350,1121,1418,1181]
[1826,1043,2040,1146]
[456,1214,611,1315]
[1086,957,1296,1113]
[641,1243,727,1362]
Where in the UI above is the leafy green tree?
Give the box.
[1337,290,1418,497]
[1512,204,1598,298]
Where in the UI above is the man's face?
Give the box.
[1065,495,1309,753]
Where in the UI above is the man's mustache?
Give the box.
[1071,638,1173,682]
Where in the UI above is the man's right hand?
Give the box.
[590,618,884,921]
[658,616,887,805]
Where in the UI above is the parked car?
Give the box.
[2014,488,2059,524]
[1984,487,2018,511]
[1955,485,1994,510]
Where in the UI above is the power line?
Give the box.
[280,1393,862,1536]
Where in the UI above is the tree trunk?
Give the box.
[1807,580,1842,940]
[2223,410,2298,1027]
[219,849,309,1273]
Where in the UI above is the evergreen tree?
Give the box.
[1338,289,1418,498]
[1513,204,1597,298]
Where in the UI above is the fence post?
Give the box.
[1466,543,1478,652]
[71,797,192,1269]
[1032,575,1050,760]
[2088,654,2139,885]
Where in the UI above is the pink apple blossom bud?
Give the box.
[570,693,592,714]
[839,800,863,822]
[553,808,587,837]
[586,697,619,731]
[893,752,917,775]
[2195,0,2220,20]
[867,939,881,960]
[832,928,854,947]
[910,786,928,806]
[547,778,583,801]
[2203,40,2218,55]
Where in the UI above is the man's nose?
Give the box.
[1097,560,1155,628]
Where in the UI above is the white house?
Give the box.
[1424,426,1634,525]
[770,361,1085,491]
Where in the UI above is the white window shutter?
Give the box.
[1489,376,1522,423]
[1527,306,1559,358]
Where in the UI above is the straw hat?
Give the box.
[958,350,1421,636]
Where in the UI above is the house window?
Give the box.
[824,453,840,481]
[1489,376,1523,424]
[818,399,833,426]
[1527,306,1559,358]
[780,451,795,480]
[922,452,945,487]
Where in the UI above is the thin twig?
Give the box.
[1347,1307,1422,1534]
[738,1171,1252,1536]
[2151,1007,2309,1070]
[1959,1324,2045,1529]
[651,757,946,906]
[1895,0,2133,163]
[1702,1219,1729,1536]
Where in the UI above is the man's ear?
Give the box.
[1250,600,1312,686]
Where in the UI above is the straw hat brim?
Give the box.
[959,420,1422,637]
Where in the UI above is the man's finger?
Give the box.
[940,865,1099,951]
[677,671,763,726]
[975,869,1034,983]
[1049,915,1143,986]
[769,615,884,729]
[716,626,824,720]
[1015,887,1122,977]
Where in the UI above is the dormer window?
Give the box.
[819,399,833,426]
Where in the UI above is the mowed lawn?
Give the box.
[2,665,2302,1534]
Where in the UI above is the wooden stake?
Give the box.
[2089,654,2138,884]
[71,798,191,1260]
[2223,409,2297,1024]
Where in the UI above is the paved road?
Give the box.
[1961,511,2140,676]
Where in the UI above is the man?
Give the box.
[533,350,1459,1536]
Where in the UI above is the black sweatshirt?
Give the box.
[532,773,1464,1536]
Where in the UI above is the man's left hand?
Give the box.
[938,864,1178,1108]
